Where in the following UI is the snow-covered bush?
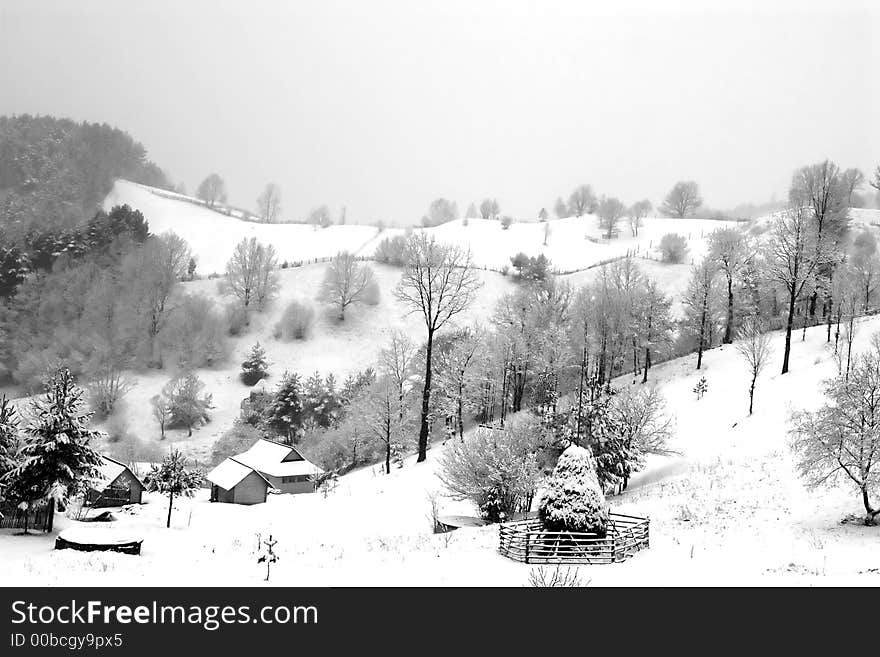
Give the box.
[374,235,408,266]
[658,233,689,264]
[275,300,315,341]
[224,301,249,336]
[538,445,609,535]
[437,423,541,523]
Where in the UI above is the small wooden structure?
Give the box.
[86,456,145,508]
[206,457,271,505]
[498,512,649,565]
[55,527,143,555]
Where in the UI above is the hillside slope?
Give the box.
[3,315,880,586]
[104,179,741,274]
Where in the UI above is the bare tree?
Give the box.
[553,197,568,218]
[682,258,718,370]
[223,237,279,311]
[394,234,482,461]
[597,196,626,239]
[380,330,417,427]
[151,393,172,439]
[196,174,227,207]
[257,183,282,223]
[661,181,702,218]
[628,199,651,236]
[790,351,880,525]
[479,198,500,220]
[871,165,880,192]
[568,184,596,217]
[318,251,377,320]
[765,205,833,374]
[841,168,865,207]
[708,227,749,343]
[423,198,458,227]
[307,205,332,229]
[121,232,191,366]
[735,316,772,415]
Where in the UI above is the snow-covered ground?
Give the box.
[3,316,880,587]
[104,179,740,275]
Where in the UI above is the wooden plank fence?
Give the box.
[0,500,55,533]
[498,512,649,565]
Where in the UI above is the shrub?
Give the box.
[86,368,135,419]
[437,424,541,522]
[374,235,407,266]
[275,300,315,341]
[538,445,609,535]
[161,293,230,368]
[224,301,249,336]
[658,233,689,264]
[500,215,513,230]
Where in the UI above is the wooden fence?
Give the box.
[0,500,55,533]
[498,512,649,565]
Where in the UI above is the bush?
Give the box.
[275,300,315,341]
[658,233,689,264]
[374,235,407,266]
[86,369,135,420]
[161,293,230,368]
[539,445,609,535]
[500,215,513,230]
[437,423,541,523]
[224,301,249,336]
[164,373,213,436]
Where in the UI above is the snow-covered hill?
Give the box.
[104,180,742,275]
[3,315,880,586]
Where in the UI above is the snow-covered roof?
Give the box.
[232,439,324,477]
[91,455,144,491]
[206,458,269,490]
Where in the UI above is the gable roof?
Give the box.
[205,458,271,491]
[233,438,324,477]
[91,455,145,492]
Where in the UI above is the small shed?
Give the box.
[86,456,145,508]
[206,458,270,505]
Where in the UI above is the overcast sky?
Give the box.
[1,0,877,224]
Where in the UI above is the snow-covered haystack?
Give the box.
[538,445,609,536]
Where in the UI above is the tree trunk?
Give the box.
[696,306,707,370]
[748,374,756,415]
[385,438,391,475]
[166,491,174,528]
[781,287,796,374]
[723,275,734,344]
[862,486,879,525]
[416,332,434,462]
[642,347,651,384]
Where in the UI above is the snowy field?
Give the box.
[104,179,741,275]
[3,316,880,587]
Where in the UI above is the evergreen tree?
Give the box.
[0,396,20,488]
[145,449,202,528]
[240,342,270,386]
[538,445,609,535]
[267,372,304,443]
[6,368,103,530]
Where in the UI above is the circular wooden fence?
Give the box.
[498,512,649,565]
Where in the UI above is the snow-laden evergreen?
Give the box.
[538,444,609,535]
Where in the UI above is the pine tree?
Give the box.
[267,372,304,443]
[0,396,21,488]
[240,342,270,386]
[6,369,103,531]
[145,449,202,528]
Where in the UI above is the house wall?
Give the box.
[264,474,315,495]
[88,469,145,507]
[232,472,268,505]
[114,470,144,504]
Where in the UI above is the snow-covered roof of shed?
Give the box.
[206,458,268,490]
[232,439,324,477]
[91,455,144,491]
